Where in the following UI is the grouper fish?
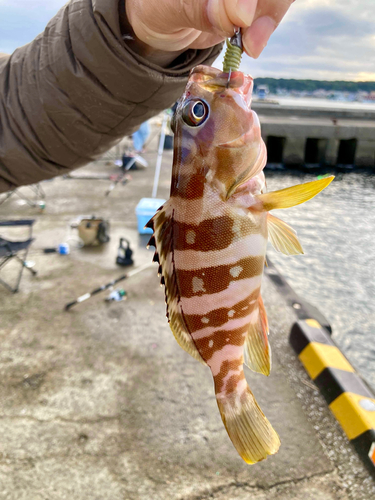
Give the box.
[146,65,333,464]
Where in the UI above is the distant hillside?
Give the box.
[253,78,375,94]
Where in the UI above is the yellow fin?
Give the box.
[168,300,206,365]
[216,387,280,464]
[267,213,304,256]
[244,295,271,376]
[255,176,334,211]
[151,203,205,366]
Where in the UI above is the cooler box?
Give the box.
[135,198,166,235]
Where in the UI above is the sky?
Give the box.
[0,0,374,81]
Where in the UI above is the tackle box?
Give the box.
[135,198,166,235]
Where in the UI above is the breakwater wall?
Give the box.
[253,102,375,168]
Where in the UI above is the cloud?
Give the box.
[1,0,375,80]
[217,0,375,81]
[0,1,65,53]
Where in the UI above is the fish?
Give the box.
[146,65,333,464]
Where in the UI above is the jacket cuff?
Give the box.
[91,0,223,106]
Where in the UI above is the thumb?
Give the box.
[126,0,256,51]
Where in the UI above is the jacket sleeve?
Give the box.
[0,0,222,193]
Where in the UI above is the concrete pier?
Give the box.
[0,132,374,499]
[253,102,375,168]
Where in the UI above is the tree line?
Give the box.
[254,78,375,94]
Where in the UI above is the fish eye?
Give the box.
[182,100,209,127]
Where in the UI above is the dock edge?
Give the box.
[290,319,375,476]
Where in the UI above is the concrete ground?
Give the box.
[0,130,374,499]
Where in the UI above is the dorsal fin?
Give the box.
[149,203,206,365]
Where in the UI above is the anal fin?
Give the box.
[244,295,271,376]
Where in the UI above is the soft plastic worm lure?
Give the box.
[222,28,243,74]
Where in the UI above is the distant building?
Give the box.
[256,85,269,100]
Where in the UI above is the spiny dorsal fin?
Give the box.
[151,202,206,365]
[267,213,304,256]
[255,176,334,211]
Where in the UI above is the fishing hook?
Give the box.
[226,68,232,89]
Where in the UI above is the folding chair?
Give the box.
[0,183,45,208]
[0,220,37,293]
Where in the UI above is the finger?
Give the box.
[242,0,295,57]
[223,0,258,28]
[252,0,295,25]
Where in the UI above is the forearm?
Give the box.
[0,0,222,193]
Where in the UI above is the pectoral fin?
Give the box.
[267,213,304,256]
[255,176,334,211]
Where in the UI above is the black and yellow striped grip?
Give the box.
[290,319,375,475]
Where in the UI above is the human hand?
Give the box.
[125,0,294,59]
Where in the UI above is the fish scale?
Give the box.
[147,64,334,464]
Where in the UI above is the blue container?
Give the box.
[135,198,166,235]
[58,243,70,255]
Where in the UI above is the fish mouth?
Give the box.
[219,109,259,148]
[192,67,253,108]
[219,128,253,148]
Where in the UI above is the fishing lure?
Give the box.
[223,28,243,74]
[146,35,333,464]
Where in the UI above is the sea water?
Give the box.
[265,171,375,389]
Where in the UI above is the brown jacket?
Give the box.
[0,0,221,193]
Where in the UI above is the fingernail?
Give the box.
[236,0,257,26]
[243,16,277,58]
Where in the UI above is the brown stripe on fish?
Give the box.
[172,235,268,271]
[194,325,249,361]
[175,256,264,298]
[213,357,245,395]
[172,215,265,253]
[183,287,260,333]
[170,172,207,200]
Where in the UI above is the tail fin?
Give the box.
[216,386,280,464]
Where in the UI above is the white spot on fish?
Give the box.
[192,276,205,293]
[241,306,248,311]
[205,170,214,183]
[209,340,214,348]
[232,218,241,238]
[249,300,256,305]
[229,266,243,278]
[228,310,235,318]
[201,317,209,324]
[186,230,196,245]
[226,338,229,342]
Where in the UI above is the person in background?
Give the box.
[0,0,295,193]
[132,121,151,154]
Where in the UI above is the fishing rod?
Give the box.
[64,262,153,310]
